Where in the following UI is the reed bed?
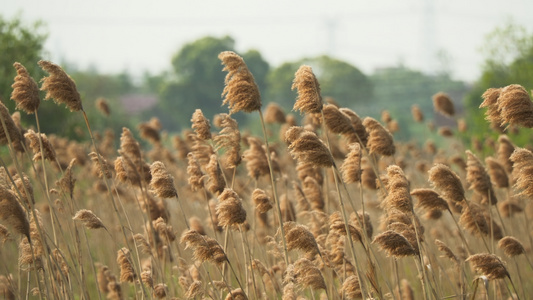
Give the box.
[0,55,532,300]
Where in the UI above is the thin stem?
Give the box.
[258,110,289,266]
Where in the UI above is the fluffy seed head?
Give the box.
[428,163,465,203]
[0,102,21,146]
[24,129,56,162]
[485,157,509,188]
[510,147,533,198]
[149,161,178,198]
[264,102,286,123]
[498,236,525,257]
[191,109,212,140]
[219,51,261,113]
[117,248,136,282]
[363,117,395,156]
[0,187,30,241]
[341,275,361,299]
[432,92,455,117]
[372,230,417,258]
[466,151,497,205]
[341,143,362,184]
[323,104,355,135]
[95,97,110,116]
[213,113,241,168]
[11,62,40,114]
[411,104,424,122]
[411,188,449,211]
[73,209,105,229]
[480,87,503,128]
[466,253,509,280]
[497,84,533,128]
[252,188,272,214]
[216,188,247,228]
[291,65,323,114]
[434,239,459,264]
[180,229,227,265]
[284,221,319,256]
[38,60,82,111]
[285,126,334,167]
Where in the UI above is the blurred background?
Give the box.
[2,0,533,145]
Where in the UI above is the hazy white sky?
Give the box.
[4,0,533,82]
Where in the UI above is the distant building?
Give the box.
[120,94,158,114]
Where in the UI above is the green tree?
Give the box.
[464,22,533,144]
[156,36,270,131]
[371,64,468,140]
[266,55,372,113]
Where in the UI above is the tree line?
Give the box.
[2,15,532,145]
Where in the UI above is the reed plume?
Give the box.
[184,280,203,299]
[291,65,322,114]
[480,87,503,128]
[180,229,227,265]
[411,188,449,212]
[285,126,334,167]
[362,117,395,156]
[138,120,160,145]
[497,135,515,173]
[323,104,355,135]
[95,97,110,116]
[0,187,30,241]
[466,150,497,205]
[24,129,56,161]
[38,60,83,111]
[411,104,424,122]
[382,165,413,213]
[191,109,212,140]
[498,198,522,218]
[73,209,105,229]
[283,221,319,257]
[133,233,153,255]
[11,173,34,206]
[117,248,136,283]
[0,224,10,244]
[186,153,205,191]
[56,158,77,198]
[0,102,21,146]
[89,152,113,179]
[339,108,368,146]
[497,84,533,128]
[428,163,465,203]
[432,92,455,117]
[291,258,327,290]
[11,62,40,114]
[373,230,417,258]
[459,202,490,237]
[510,147,533,198]
[216,188,247,228]
[0,275,15,300]
[434,239,460,264]
[149,161,178,198]
[225,288,247,300]
[497,236,525,257]
[485,157,509,188]
[264,102,286,124]
[219,51,261,113]
[341,275,362,299]
[466,253,509,280]
[242,137,271,179]
[213,113,241,168]
[205,154,226,195]
[341,143,362,184]
[252,188,272,214]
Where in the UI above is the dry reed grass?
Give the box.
[0,57,531,300]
